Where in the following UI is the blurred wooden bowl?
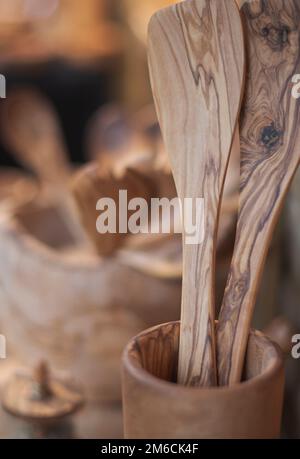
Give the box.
[0,0,124,65]
[0,168,38,214]
[0,198,182,402]
[70,161,156,256]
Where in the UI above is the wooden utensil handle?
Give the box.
[178,241,217,386]
[217,167,300,386]
[30,143,70,186]
[217,225,270,386]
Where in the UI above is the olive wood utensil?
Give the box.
[0,88,88,244]
[85,104,154,174]
[217,0,300,386]
[148,0,245,386]
[0,169,38,215]
[0,88,70,185]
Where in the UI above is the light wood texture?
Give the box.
[148,0,245,386]
[70,161,156,256]
[217,0,300,385]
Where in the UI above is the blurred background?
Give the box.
[0,0,299,439]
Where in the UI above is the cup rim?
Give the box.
[122,321,284,397]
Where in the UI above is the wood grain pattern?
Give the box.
[217,0,300,386]
[2,362,84,420]
[148,0,245,386]
[122,321,284,439]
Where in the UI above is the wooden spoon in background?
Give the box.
[85,104,154,173]
[0,169,38,215]
[70,161,156,257]
[217,0,300,386]
[148,0,245,386]
[0,88,87,244]
[0,88,70,185]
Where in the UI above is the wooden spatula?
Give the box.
[0,88,70,185]
[217,0,300,386]
[148,0,245,386]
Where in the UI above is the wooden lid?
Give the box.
[2,362,84,421]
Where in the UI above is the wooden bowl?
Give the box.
[0,165,239,403]
[0,202,181,402]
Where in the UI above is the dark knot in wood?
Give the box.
[228,273,249,305]
[260,24,290,50]
[260,123,282,150]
